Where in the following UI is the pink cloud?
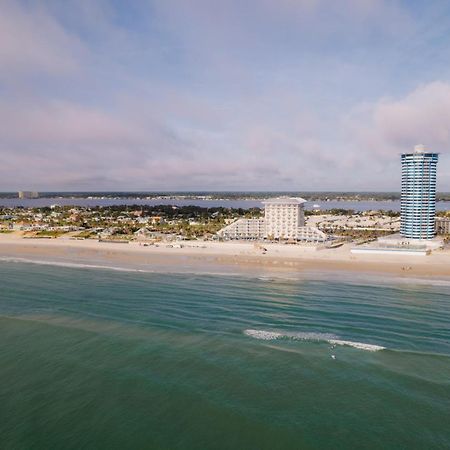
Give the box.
[348,81,450,159]
[0,0,86,75]
[0,100,143,145]
[374,82,450,149]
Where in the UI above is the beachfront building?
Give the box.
[217,198,327,242]
[297,226,328,242]
[400,145,439,240]
[217,218,266,240]
[263,198,305,239]
[435,217,450,235]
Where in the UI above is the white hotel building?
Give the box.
[263,198,305,239]
[218,198,327,242]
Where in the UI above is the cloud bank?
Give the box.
[0,0,449,191]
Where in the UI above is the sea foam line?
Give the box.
[0,256,148,273]
[244,329,385,352]
[0,256,249,278]
[328,339,385,352]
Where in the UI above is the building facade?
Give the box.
[217,218,266,240]
[217,198,327,242]
[263,198,305,240]
[400,145,438,240]
[435,217,450,235]
[297,226,328,242]
[18,191,39,199]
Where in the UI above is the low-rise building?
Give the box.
[435,217,450,235]
[217,218,265,240]
[297,226,328,242]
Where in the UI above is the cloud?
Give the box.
[373,82,450,150]
[0,90,283,190]
[349,81,450,157]
[337,81,450,189]
[0,94,192,190]
[0,101,141,146]
[0,0,85,76]
[4,79,450,191]
[0,1,448,191]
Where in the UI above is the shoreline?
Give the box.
[2,233,450,282]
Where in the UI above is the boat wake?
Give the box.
[243,329,385,352]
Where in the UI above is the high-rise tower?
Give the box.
[400,145,438,240]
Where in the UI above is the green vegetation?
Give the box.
[35,230,66,238]
[74,230,96,239]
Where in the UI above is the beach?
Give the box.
[2,232,450,280]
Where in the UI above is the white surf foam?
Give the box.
[244,329,385,352]
[328,339,385,352]
[244,330,283,340]
[244,329,337,341]
[0,256,245,277]
[0,256,148,273]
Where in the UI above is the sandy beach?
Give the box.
[1,232,450,280]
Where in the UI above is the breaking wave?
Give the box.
[244,329,385,352]
[328,339,385,352]
[0,257,147,273]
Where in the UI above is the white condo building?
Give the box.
[263,198,305,239]
[218,197,327,242]
[217,218,266,240]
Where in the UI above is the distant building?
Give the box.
[18,191,39,199]
[400,145,438,240]
[134,227,158,241]
[217,198,327,242]
[435,217,450,235]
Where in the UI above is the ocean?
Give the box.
[0,260,449,449]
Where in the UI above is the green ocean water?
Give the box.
[0,260,449,449]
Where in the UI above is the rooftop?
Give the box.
[262,197,307,205]
[414,144,426,153]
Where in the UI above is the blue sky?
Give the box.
[1,0,450,191]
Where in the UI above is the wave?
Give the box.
[0,257,149,273]
[0,256,245,278]
[244,329,385,352]
[328,339,385,352]
[2,256,450,288]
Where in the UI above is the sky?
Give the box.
[1,0,450,192]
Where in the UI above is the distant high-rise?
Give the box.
[400,145,438,240]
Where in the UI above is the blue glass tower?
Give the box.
[400,145,439,240]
